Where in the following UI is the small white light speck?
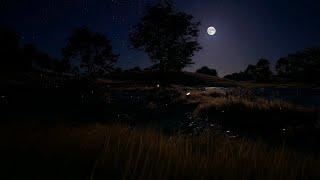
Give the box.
[186,92,191,96]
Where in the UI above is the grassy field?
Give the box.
[1,123,319,180]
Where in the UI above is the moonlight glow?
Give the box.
[207,26,216,36]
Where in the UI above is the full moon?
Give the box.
[207,26,216,36]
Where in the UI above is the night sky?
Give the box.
[1,0,320,76]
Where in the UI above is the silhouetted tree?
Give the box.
[113,67,123,73]
[0,26,25,74]
[225,58,272,82]
[254,58,272,82]
[243,64,256,80]
[24,44,60,71]
[276,47,320,82]
[196,66,218,76]
[34,52,54,70]
[72,66,80,75]
[130,66,142,72]
[62,26,118,78]
[276,57,290,76]
[22,43,37,71]
[1,26,72,76]
[224,71,249,81]
[54,58,71,72]
[129,1,201,72]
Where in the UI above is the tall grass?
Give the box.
[1,123,319,179]
[178,88,303,111]
[176,88,317,129]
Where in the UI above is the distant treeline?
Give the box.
[0,26,70,75]
[223,48,320,83]
[0,26,118,79]
[223,59,273,82]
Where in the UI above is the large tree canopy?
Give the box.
[62,26,118,78]
[129,1,201,72]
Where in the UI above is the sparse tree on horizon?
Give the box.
[62,26,119,78]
